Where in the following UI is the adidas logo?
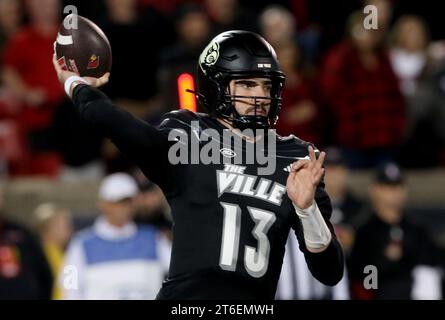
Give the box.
[283,156,311,172]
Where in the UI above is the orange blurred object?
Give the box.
[177,73,197,112]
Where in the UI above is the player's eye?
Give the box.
[236,81,257,89]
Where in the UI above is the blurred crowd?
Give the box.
[0,170,173,299]
[1,161,444,300]
[1,0,445,300]
[277,155,444,300]
[0,0,445,178]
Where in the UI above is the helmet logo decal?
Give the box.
[199,41,220,72]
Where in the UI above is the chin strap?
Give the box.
[233,115,270,130]
[221,98,271,130]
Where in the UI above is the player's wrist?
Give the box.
[293,201,332,250]
[292,200,316,216]
[64,75,88,98]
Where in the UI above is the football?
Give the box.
[55,14,112,78]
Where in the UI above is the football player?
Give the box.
[53,30,344,299]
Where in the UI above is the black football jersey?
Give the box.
[155,110,338,299]
[72,85,344,300]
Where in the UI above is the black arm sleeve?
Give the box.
[292,180,345,286]
[72,84,177,193]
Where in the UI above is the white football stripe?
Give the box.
[57,33,73,45]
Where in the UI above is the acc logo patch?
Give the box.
[199,41,219,73]
[220,148,236,158]
[87,54,100,69]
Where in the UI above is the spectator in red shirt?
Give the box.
[1,0,64,176]
[274,41,322,145]
[0,0,25,175]
[319,11,406,169]
[258,6,322,144]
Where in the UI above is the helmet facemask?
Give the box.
[209,73,285,130]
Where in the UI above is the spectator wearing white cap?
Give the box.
[60,173,171,300]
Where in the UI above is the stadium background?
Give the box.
[0,0,444,299]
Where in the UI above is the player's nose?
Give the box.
[250,86,269,107]
[254,85,269,98]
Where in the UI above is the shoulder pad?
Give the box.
[275,134,320,157]
[158,109,206,131]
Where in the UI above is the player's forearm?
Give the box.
[72,83,127,126]
[292,194,345,285]
[305,237,345,286]
[293,201,332,252]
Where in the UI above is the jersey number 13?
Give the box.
[219,202,276,278]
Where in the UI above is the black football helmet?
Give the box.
[195,30,285,130]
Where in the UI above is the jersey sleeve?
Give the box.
[157,109,201,133]
[72,84,179,193]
